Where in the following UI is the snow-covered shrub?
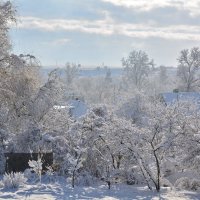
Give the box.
[126,169,143,185]
[45,166,55,183]
[46,166,54,176]
[175,177,200,191]
[2,172,27,189]
[76,172,96,186]
[175,177,190,190]
[65,151,86,188]
[161,178,173,188]
[28,158,43,182]
[0,128,8,174]
[44,133,70,176]
[162,160,178,177]
[190,179,200,191]
[24,168,37,181]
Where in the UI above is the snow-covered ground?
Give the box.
[0,177,199,200]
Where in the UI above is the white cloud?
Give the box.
[41,38,70,46]
[101,0,200,16]
[51,38,70,45]
[17,16,200,41]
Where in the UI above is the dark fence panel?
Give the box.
[4,153,53,173]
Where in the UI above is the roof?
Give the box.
[161,92,200,105]
[68,99,87,118]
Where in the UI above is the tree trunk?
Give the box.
[107,180,111,189]
[72,170,75,188]
[152,148,160,192]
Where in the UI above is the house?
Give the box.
[68,99,87,119]
[54,98,88,119]
[160,92,200,106]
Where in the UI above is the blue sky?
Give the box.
[10,0,200,68]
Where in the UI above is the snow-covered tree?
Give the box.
[29,157,43,183]
[65,105,139,187]
[122,50,154,90]
[64,62,80,92]
[0,0,15,68]
[159,66,168,84]
[177,47,200,92]
[176,103,200,174]
[116,91,146,124]
[122,94,196,191]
